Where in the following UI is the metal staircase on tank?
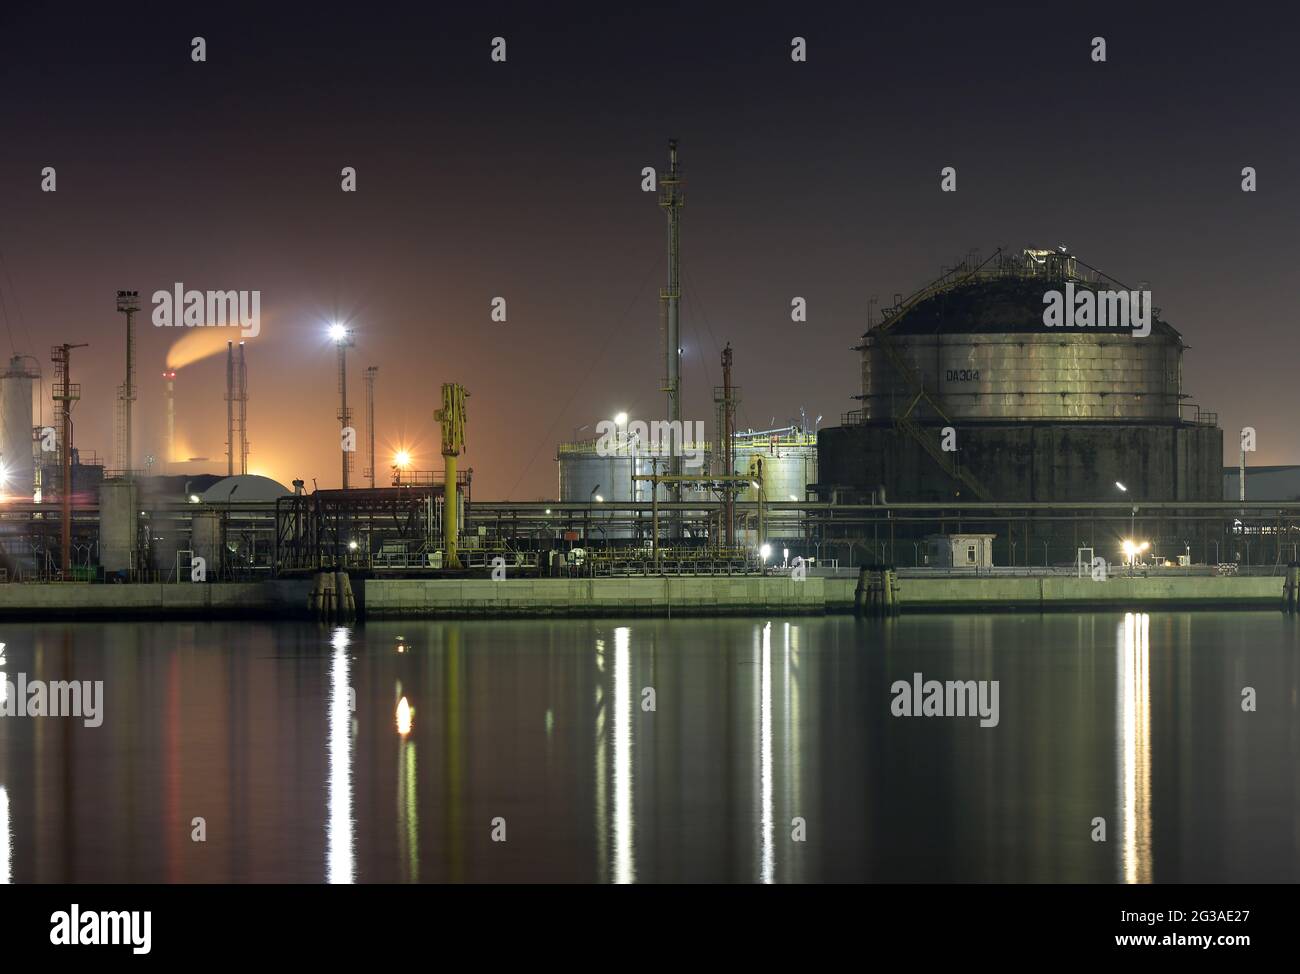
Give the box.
[864,250,1005,502]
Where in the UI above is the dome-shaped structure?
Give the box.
[200,474,292,503]
[857,256,1185,422]
[819,249,1222,507]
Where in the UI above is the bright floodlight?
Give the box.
[328,323,347,342]
[1122,540,1138,558]
[348,540,358,551]
[189,494,201,503]
[760,543,772,562]
[394,450,411,468]
[614,412,628,426]
[594,494,604,503]
[788,494,798,501]
[1115,481,1127,492]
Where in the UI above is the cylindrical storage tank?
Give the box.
[820,250,1223,506]
[733,429,818,502]
[1,356,35,500]
[731,428,817,545]
[557,438,713,541]
[190,511,224,578]
[858,273,1185,423]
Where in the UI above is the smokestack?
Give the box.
[364,366,377,488]
[237,341,248,475]
[163,370,176,474]
[226,340,234,477]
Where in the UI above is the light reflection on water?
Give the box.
[0,612,1296,883]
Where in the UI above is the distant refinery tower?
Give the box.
[237,341,249,474]
[225,341,234,476]
[115,290,140,478]
[162,370,176,474]
[364,365,377,488]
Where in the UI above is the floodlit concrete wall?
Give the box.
[365,576,828,618]
[824,574,1281,610]
[0,581,310,617]
[0,574,1279,620]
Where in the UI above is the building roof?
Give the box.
[866,277,1182,340]
[200,474,293,503]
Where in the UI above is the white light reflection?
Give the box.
[1117,612,1152,884]
[0,786,9,884]
[760,621,774,884]
[612,626,635,883]
[593,638,607,879]
[327,627,355,884]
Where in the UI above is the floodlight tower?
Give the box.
[115,290,140,478]
[330,324,355,488]
[435,383,468,569]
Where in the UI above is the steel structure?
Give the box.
[714,343,738,546]
[114,290,139,479]
[659,139,684,537]
[335,328,355,488]
[51,343,86,575]
[436,383,468,568]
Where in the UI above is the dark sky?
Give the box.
[1,2,1297,495]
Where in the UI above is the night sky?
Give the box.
[1,2,1296,496]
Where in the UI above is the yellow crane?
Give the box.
[436,382,468,569]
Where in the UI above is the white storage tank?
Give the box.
[1,356,37,500]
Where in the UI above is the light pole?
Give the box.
[393,450,411,486]
[330,323,355,489]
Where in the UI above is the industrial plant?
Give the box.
[0,144,1294,614]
